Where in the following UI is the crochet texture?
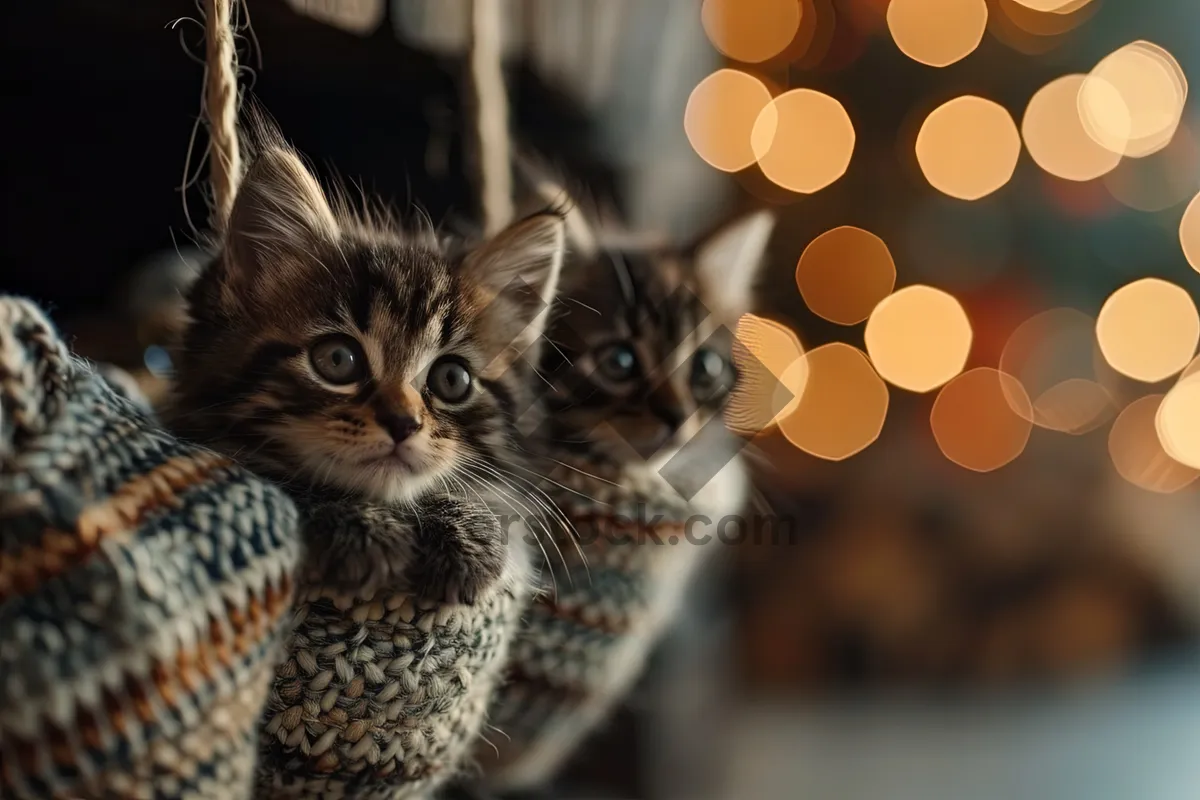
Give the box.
[255,503,528,800]
[480,461,717,790]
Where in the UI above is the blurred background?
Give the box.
[5,1,1200,798]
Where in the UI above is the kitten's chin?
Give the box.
[306,458,448,504]
[353,469,442,504]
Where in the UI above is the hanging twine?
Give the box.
[205,0,242,232]
[469,0,514,236]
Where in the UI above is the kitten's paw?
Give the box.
[414,517,507,606]
[301,505,418,597]
[303,539,415,598]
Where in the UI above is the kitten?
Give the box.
[538,209,775,504]
[167,128,565,603]
[476,206,776,792]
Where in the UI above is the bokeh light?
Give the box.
[791,0,834,68]
[999,0,1096,37]
[1031,379,1114,436]
[931,368,1033,472]
[795,226,896,325]
[1109,395,1199,493]
[865,285,973,392]
[685,69,773,172]
[1096,278,1200,383]
[916,96,1022,200]
[988,0,1094,57]
[778,343,888,460]
[886,0,987,68]
[1157,369,1200,469]
[701,0,802,64]
[751,88,856,193]
[1180,356,1200,383]
[1079,41,1187,159]
[1022,75,1122,182]
[999,308,1114,434]
[1182,192,1200,275]
[843,0,890,34]
[1103,122,1200,212]
[1010,0,1093,11]
[727,313,808,435]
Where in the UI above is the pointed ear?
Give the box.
[463,211,567,362]
[223,146,339,292]
[692,210,775,316]
[513,151,598,258]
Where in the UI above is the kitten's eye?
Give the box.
[310,335,367,385]
[690,347,731,402]
[427,357,473,403]
[596,343,639,382]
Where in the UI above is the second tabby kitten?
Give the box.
[169,126,565,601]
[476,207,776,792]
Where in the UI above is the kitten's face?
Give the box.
[540,213,774,469]
[188,246,505,502]
[174,145,564,502]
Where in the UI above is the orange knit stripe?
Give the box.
[0,452,232,602]
[1,572,293,792]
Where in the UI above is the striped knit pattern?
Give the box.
[0,297,302,799]
[478,461,716,791]
[256,515,527,800]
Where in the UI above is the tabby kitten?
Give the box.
[539,209,775,505]
[476,208,776,791]
[168,129,566,602]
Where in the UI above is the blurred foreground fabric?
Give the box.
[0,297,301,798]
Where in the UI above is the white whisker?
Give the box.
[460,455,587,581]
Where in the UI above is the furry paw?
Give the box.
[411,505,507,605]
[299,495,506,603]
[300,504,418,597]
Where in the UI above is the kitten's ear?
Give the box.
[692,210,776,316]
[513,151,598,258]
[223,146,339,291]
[463,211,567,359]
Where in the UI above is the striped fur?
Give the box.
[163,129,566,798]
[538,211,774,479]
[168,132,566,601]
[474,210,776,792]
[171,139,564,507]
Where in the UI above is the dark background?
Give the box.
[1,0,620,318]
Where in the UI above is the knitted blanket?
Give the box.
[255,501,529,800]
[478,460,734,791]
[0,297,302,799]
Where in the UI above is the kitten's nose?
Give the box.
[648,391,688,433]
[377,411,422,443]
[654,405,686,433]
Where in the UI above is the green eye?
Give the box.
[596,343,639,382]
[691,347,731,401]
[427,357,474,403]
[310,335,367,385]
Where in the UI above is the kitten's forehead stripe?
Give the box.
[440,304,459,347]
[346,251,390,333]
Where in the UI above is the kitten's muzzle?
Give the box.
[377,410,422,443]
